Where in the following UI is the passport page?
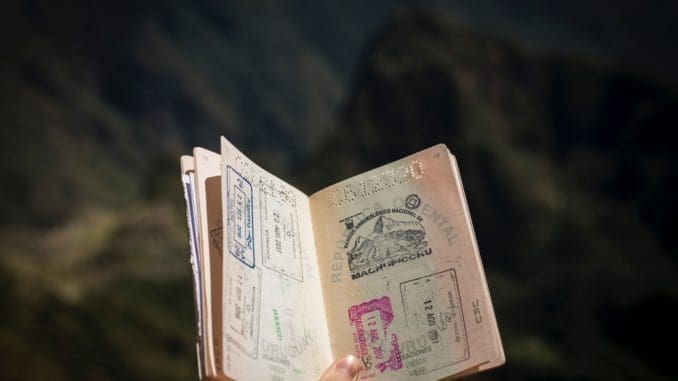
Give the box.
[220,137,333,380]
[310,144,504,380]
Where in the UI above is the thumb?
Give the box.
[319,355,363,381]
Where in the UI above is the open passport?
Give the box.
[180,137,504,380]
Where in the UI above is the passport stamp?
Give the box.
[259,181,303,282]
[399,269,470,373]
[344,207,431,281]
[348,296,403,376]
[226,166,255,268]
[225,264,262,359]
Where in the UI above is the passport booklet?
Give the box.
[180,137,504,380]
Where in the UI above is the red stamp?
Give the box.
[348,296,403,376]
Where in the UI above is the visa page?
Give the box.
[220,137,332,381]
[310,145,502,380]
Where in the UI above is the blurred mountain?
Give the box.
[0,0,350,227]
[305,10,678,380]
[1,1,677,380]
[0,2,442,379]
[3,0,676,227]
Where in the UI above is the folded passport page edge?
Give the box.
[193,147,226,377]
[180,155,206,379]
[179,137,504,380]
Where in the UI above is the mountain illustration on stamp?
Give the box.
[347,216,428,272]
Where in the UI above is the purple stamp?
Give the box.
[348,296,403,377]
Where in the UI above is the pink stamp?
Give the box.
[348,296,403,376]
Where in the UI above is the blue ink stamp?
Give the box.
[226,166,255,268]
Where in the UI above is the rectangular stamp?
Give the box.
[226,166,255,268]
[348,296,403,377]
[226,262,262,359]
[259,183,303,282]
[399,269,469,374]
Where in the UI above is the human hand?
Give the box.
[318,355,363,381]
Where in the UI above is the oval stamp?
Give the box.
[343,204,432,280]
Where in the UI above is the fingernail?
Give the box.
[336,355,363,377]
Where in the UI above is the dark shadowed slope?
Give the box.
[305,10,678,380]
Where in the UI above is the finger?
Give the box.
[319,355,363,381]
